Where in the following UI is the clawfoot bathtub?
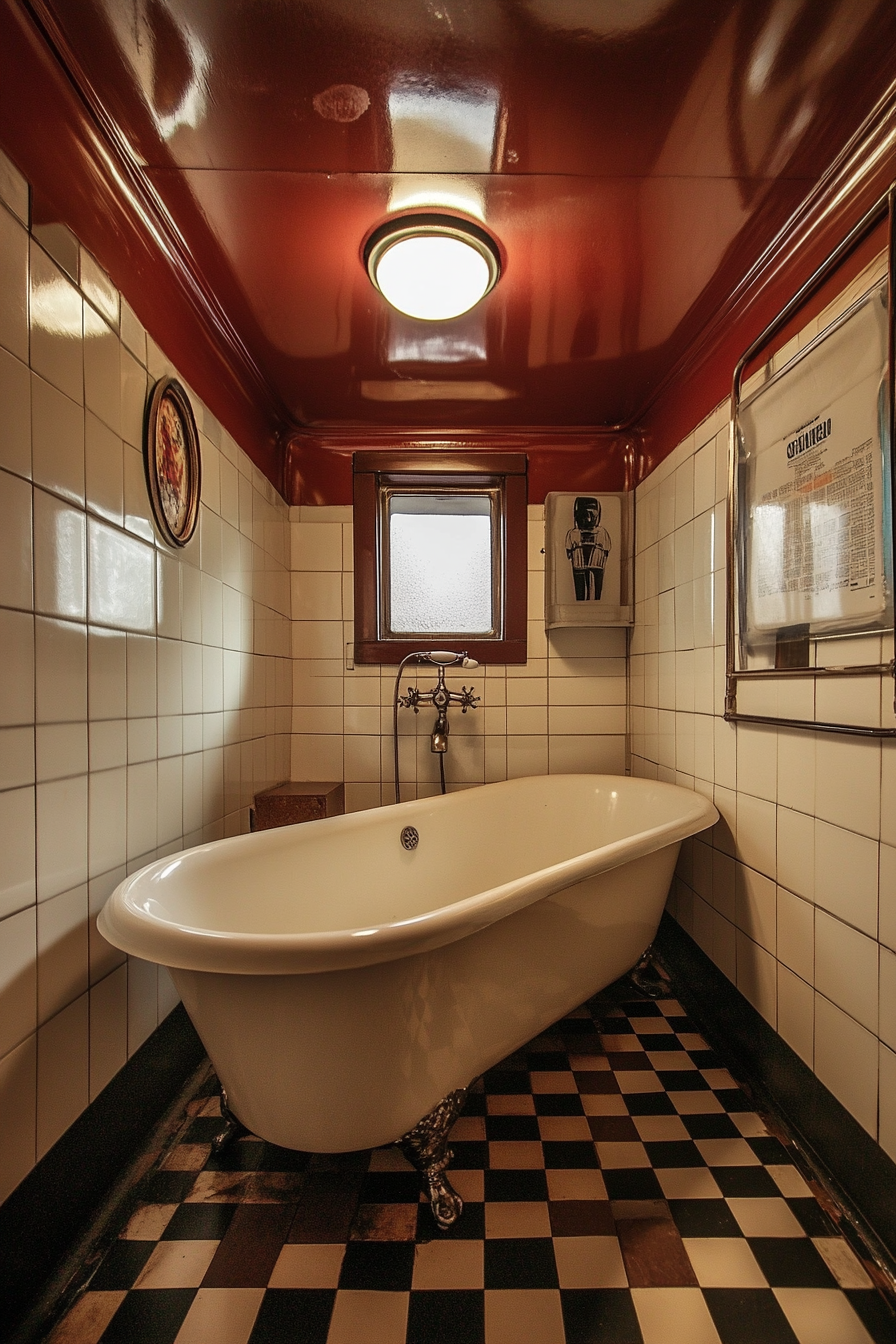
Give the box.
[99,774,716,1224]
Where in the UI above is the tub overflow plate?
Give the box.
[400,826,419,851]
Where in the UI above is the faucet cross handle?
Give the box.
[453,686,480,713]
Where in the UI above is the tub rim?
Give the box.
[98,775,718,975]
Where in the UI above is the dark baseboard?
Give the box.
[0,1004,205,1336]
[655,912,896,1267]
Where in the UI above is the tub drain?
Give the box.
[400,826,419,851]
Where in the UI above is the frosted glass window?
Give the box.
[387,493,494,634]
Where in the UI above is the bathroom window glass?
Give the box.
[386,492,495,637]
[352,451,528,664]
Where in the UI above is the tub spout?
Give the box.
[398,1087,468,1228]
[431,711,449,753]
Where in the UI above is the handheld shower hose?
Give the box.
[392,651,479,804]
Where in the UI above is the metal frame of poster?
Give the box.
[726,187,896,738]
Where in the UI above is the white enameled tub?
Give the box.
[99,775,717,1153]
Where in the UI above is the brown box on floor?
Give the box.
[253,781,345,830]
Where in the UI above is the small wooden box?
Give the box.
[252,781,345,830]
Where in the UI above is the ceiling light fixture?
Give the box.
[364,214,501,321]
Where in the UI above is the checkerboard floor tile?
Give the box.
[46,987,895,1344]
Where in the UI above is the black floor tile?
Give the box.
[643,1139,704,1168]
[748,1136,791,1165]
[689,1050,724,1068]
[560,1288,644,1343]
[668,1199,742,1238]
[338,1240,415,1291]
[542,1140,600,1169]
[533,1093,585,1115]
[703,1288,800,1344]
[485,1115,541,1141]
[624,1092,675,1116]
[407,1289,485,1343]
[461,1092,487,1116]
[483,1237,558,1289]
[748,1236,838,1287]
[845,1289,896,1344]
[98,1289,195,1344]
[601,1169,664,1201]
[89,1240,155,1290]
[717,1089,753,1113]
[657,1070,710,1090]
[162,1202,237,1240]
[247,1289,334,1344]
[786,1196,837,1237]
[663,1016,694,1033]
[527,1050,570,1070]
[710,1166,779,1198]
[484,1169,548,1202]
[359,1172,420,1204]
[681,1113,740,1139]
[482,1070,530,1094]
[451,1141,489,1169]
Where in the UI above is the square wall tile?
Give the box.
[29,244,83,404]
[814,821,878,938]
[0,204,29,361]
[0,906,37,1058]
[814,910,878,1033]
[0,345,32,477]
[33,488,86,619]
[814,994,878,1137]
[0,1034,37,1204]
[89,963,128,1099]
[0,467,33,609]
[777,965,814,1067]
[36,991,89,1159]
[31,373,84,504]
[37,884,89,1023]
[36,775,88,901]
[35,616,87,723]
[0,786,36,918]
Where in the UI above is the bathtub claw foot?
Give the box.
[397,1087,468,1229]
[628,946,669,1000]
[211,1089,249,1155]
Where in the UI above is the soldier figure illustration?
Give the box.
[566,496,612,600]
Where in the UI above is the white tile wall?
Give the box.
[632,247,896,1160]
[0,151,291,1203]
[288,505,628,809]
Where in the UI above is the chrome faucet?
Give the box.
[392,651,480,801]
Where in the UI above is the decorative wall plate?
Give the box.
[143,376,201,546]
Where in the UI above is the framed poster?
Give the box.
[143,376,201,547]
[737,282,891,653]
[544,491,633,628]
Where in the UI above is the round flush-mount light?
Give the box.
[364,213,501,321]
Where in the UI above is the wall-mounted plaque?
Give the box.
[544,491,633,628]
[144,376,201,547]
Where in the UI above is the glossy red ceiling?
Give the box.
[5,0,896,473]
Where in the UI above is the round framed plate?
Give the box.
[143,376,201,547]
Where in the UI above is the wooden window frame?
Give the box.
[353,451,528,664]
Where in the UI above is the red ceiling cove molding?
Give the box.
[0,0,285,484]
[636,80,896,481]
[284,430,637,507]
